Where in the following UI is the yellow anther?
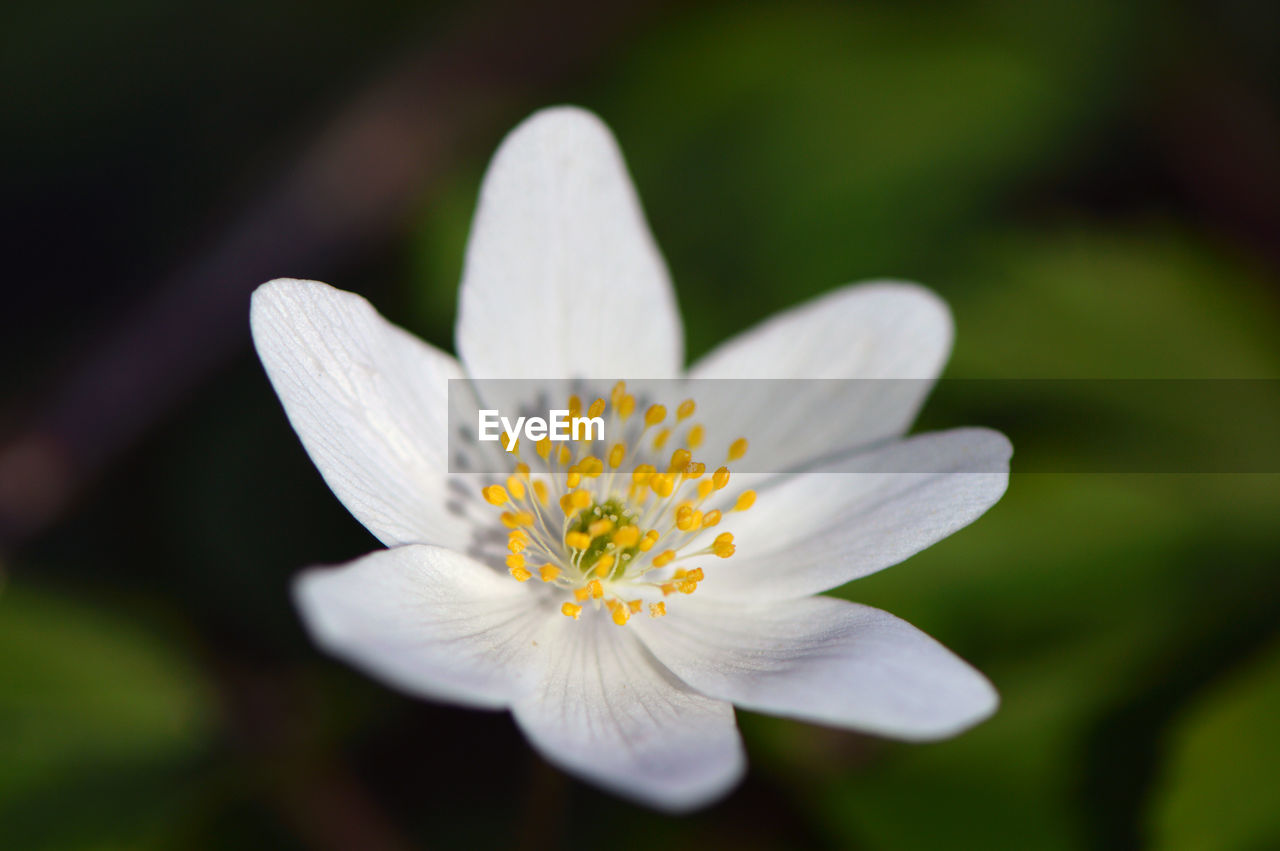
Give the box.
[510,565,532,582]
[627,599,643,614]
[713,467,731,490]
[639,529,660,552]
[618,394,636,419]
[515,462,531,479]
[566,470,581,488]
[482,485,509,505]
[566,532,591,550]
[613,525,641,548]
[508,527,529,541]
[594,553,616,577]
[653,428,672,450]
[499,511,524,528]
[562,602,582,620]
[610,381,627,407]
[735,490,757,512]
[677,579,698,594]
[650,474,674,498]
[557,446,572,466]
[501,433,519,455]
[660,583,676,596]
[676,399,696,421]
[713,542,736,558]
[568,395,582,418]
[714,532,734,547]
[588,398,606,419]
[687,424,705,449]
[702,509,722,527]
[669,448,692,473]
[574,586,591,602]
[570,489,592,510]
[608,443,626,468]
[728,438,748,461]
[506,553,526,569]
[684,462,706,480]
[506,476,525,501]
[697,480,714,499]
[652,550,676,567]
[687,567,705,582]
[649,602,667,618]
[536,437,552,459]
[539,564,561,582]
[631,464,656,486]
[676,506,701,532]
[579,456,603,477]
[507,537,527,554]
[645,404,666,427]
[532,480,549,505]
[588,579,603,599]
[588,518,614,538]
[611,604,630,626]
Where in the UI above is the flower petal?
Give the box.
[251,278,483,548]
[294,545,556,709]
[697,428,1011,602]
[511,614,744,812]
[634,596,997,741]
[456,107,683,381]
[688,282,953,471]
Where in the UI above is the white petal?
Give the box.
[456,107,683,381]
[511,614,744,812]
[688,282,953,472]
[634,596,997,741]
[251,278,483,548]
[294,545,557,709]
[697,428,1011,602]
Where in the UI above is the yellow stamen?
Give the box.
[639,529,660,552]
[627,599,643,613]
[653,428,672,450]
[713,466,731,490]
[593,553,615,577]
[612,604,630,626]
[588,518,614,538]
[506,476,525,501]
[482,485,508,505]
[588,398,606,419]
[588,579,603,599]
[539,564,560,582]
[608,443,626,468]
[645,404,666,427]
[735,490,756,511]
[728,438,749,461]
[532,480,549,505]
[687,424,705,449]
[574,586,591,602]
[613,525,640,547]
[649,602,667,618]
[676,399,696,421]
[652,550,676,567]
[509,566,532,582]
[561,602,582,620]
[702,509,722,527]
[565,532,591,549]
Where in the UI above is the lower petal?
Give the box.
[511,616,744,812]
[294,545,556,709]
[635,596,998,741]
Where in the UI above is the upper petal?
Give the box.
[511,614,744,812]
[294,544,557,709]
[251,278,483,548]
[634,596,997,741]
[456,107,683,381]
[688,281,953,471]
[697,428,1011,602]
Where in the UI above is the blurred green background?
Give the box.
[2,0,1278,847]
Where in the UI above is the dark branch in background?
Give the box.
[0,0,670,550]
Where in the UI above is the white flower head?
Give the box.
[250,107,1011,812]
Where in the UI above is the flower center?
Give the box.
[480,382,755,625]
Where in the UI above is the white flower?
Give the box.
[249,107,1011,812]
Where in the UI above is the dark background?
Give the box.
[2,0,1278,847]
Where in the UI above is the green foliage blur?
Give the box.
[3,0,1277,847]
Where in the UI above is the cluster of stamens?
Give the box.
[480,382,755,625]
